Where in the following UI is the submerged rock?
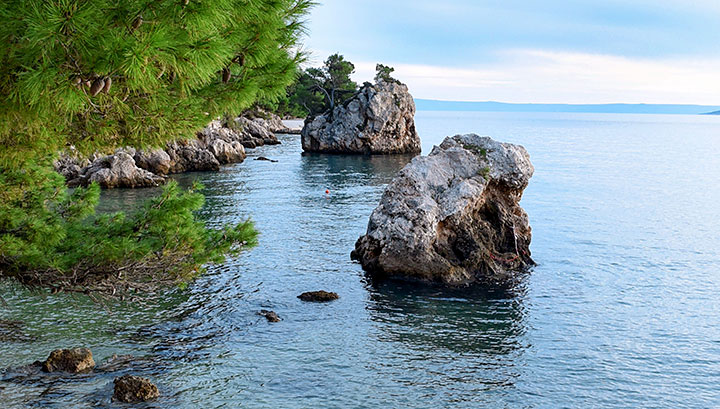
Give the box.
[113,374,159,403]
[67,149,165,189]
[0,319,34,342]
[42,348,95,373]
[297,291,339,302]
[301,80,420,154]
[254,156,278,163]
[258,310,281,322]
[351,134,535,289]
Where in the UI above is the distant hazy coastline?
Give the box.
[415,99,720,115]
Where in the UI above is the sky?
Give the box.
[302,0,720,104]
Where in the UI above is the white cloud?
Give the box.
[351,51,720,105]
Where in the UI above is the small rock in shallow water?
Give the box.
[297,291,339,302]
[258,310,281,322]
[42,348,95,373]
[113,374,159,403]
[254,156,278,163]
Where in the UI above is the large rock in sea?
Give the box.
[351,134,535,288]
[301,80,420,154]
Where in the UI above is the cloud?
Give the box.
[351,51,720,104]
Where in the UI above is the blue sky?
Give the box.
[303,1,720,104]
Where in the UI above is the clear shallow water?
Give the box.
[2,112,720,408]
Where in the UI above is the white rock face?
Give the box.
[301,80,420,154]
[351,134,535,288]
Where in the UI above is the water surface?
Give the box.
[2,112,719,408]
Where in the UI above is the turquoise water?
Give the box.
[2,112,720,408]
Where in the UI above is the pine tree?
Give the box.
[0,0,314,293]
[306,53,358,113]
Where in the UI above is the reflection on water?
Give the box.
[299,152,416,188]
[366,281,527,356]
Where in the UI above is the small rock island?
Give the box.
[352,134,535,289]
[301,79,420,154]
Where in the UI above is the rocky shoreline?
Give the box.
[54,112,300,189]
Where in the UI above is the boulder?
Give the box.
[134,148,172,175]
[198,120,247,164]
[351,134,535,289]
[54,149,91,182]
[42,348,95,373]
[244,109,298,134]
[68,150,165,189]
[234,116,280,148]
[113,375,159,403]
[165,139,221,173]
[301,80,420,154]
[297,291,339,302]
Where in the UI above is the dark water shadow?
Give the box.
[299,153,416,189]
[364,278,529,356]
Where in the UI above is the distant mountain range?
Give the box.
[414,99,720,115]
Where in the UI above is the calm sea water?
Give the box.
[1,112,719,408]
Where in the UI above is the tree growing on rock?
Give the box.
[375,64,400,84]
[306,53,358,114]
[0,0,314,294]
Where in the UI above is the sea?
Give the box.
[1,111,719,408]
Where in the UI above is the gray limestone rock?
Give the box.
[68,150,165,189]
[351,134,535,289]
[301,80,420,154]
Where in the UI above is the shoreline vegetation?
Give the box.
[0,0,314,294]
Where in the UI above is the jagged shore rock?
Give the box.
[42,348,95,373]
[113,374,159,403]
[55,112,292,189]
[351,134,535,289]
[67,148,166,189]
[301,80,420,154]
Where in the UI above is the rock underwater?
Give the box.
[301,79,420,154]
[351,134,535,289]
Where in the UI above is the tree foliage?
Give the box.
[274,53,358,117]
[277,57,400,118]
[0,0,313,293]
[0,0,314,163]
[375,63,399,84]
